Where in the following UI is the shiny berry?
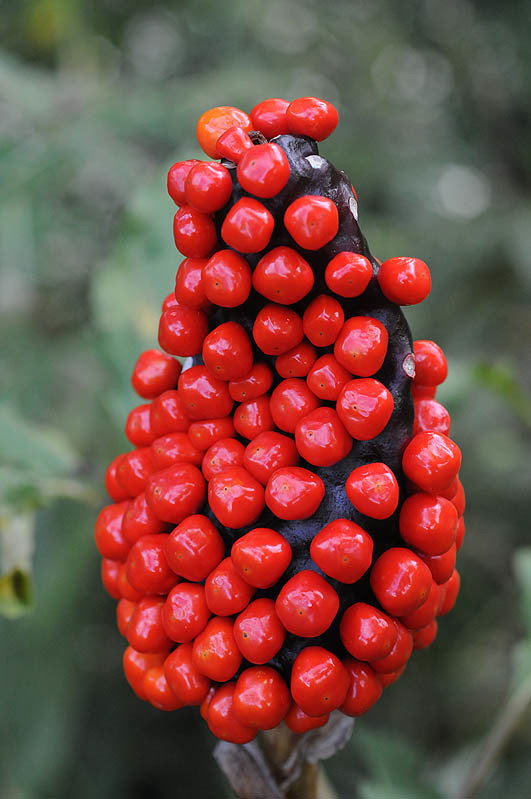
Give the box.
[243,431,299,485]
[185,161,232,213]
[412,619,438,650]
[192,616,242,682]
[346,463,399,520]
[202,438,245,481]
[125,404,154,448]
[285,704,329,734]
[173,206,217,258]
[413,398,451,436]
[437,569,460,616]
[232,528,292,588]
[453,480,466,517]
[402,432,461,493]
[117,597,137,634]
[145,462,206,524]
[325,252,372,298]
[188,416,235,451]
[400,580,442,630]
[237,143,290,198]
[370,548,433,616]
[303,295,344,347]
[206,683,256,744]
[116,448,154,497]
[250,98,290,138]
[413,340,448,386]
[419,544,456,585]
[306,354,351,401]
[287,97,339,141]
[340,660,383,717]
[126,534,178,595]
[158,306,208,357]
[196,106,252,159]
[295,407,352,467]
[117,565,143,602]
[253,246,314,304]
[310,519,373,583]
[123,646,167,701]
[131,349,182,400]
[371,621,414,674]
[202,322,253,380]
[276,340,317,378]
[233,667,290,730]
[234,598,286,664]
[291,647,349,717]
[178,366,233,420]
[150,390,189,437]
[266,466,324,521]
[122,493,164,545]
[101,558,121,599]
[205,557,256,616]
[151,432,203,470]
[216,125,253,163]
[174,257,210,309]
[275,570,339,637]
[336,378,394,441]
[162,583,210,642]
[253,304,304,356]
[233,395,274,440]
[165,514,225,581]
[105,455,130,502]
[94,502,130,561]
[127,596,172,653]
[164,643,211,705]
[334,316,389,377]
[168,159,201,206]
[399,493,458,555]
[229,363,273,403]
[208,466,265,528]
[284,195,339,250]
[221,198,274,253]
[377,257,431,305]
[339,602,397,660]
[202,249,252,307]
[270,378,320,433]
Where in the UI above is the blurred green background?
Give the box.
[1,0,531,797]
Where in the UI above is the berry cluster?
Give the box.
[96,97,465,743]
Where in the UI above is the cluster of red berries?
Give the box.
[96,97,465,744]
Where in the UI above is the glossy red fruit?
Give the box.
[150,390,190,437]
[411,384,437,401]
[192,616,242,681]
[303,295,344,347]
[123,646,167,701]
[232,528,292,588]
[371,548,433,616]
[117,565,143,602]
[151,432,203,470]
[346,463,399,520]
[185,161,232,213]
[131,349,182,399]
[250,98,290,138]
[126,534,178,595]
[340,602,397,660]
[291,647,349,717]
[276,570,339,637]
[221,198,274,254]
[206,683,256,744]
[285,704,329,734]
[243,431,299,485]
[233,666,291,729]
[402,432,461,493]
[101,558,122,599]
[295,407,352,467]
[325,252,373,298]
[234,598,286,664]
[413,340,448,386]
[162,583,210,642]
[371,621,414,674]
[105,455,130,502]
[284,195,339,250]
[178,366,233,421]
[399,492,458,555]
[216,125,253,163]
[253,246,314,304]
[126,596,172,653]
[208,466,265,528]
[205,557,256,616]
[237,143,290,198]
[164,643,211,705]
[377,257,431,305]
[276,340,317,378]
[269,378,320,433]
[266,466,325,521]
[437,569,460,616]
[117,597,137,635]
[202,250,252,307]
[419,544,456,585]
[173,205,217,258]
[188,417,235,451]
[455,517,465,551]
[400,580,442,630]
[253,304,304,356]
[116,448,154,497]
[310,519,373,583]
[202,322,254,380]
[145,462,206,524]
[197,106,252,159]
[143,666,184,711]
[229,363,273,403]
[233,395,274,440]
[202,437,245,481]
[165,514,225,581]
[413,398,451,436]
[94,501,130,561]
[287,97,339,141]
[306,354,351,401]
[334,316,389,377]
[340,660,383,717]
[452,480,466,517]
[174,257,210,310]
[121,493,164,544]
[336,378,394,441]
[412,619,438,649]
[168,159,201,206]
[158,306,208,357]
[162,292,179,312]
[125,404,154,448]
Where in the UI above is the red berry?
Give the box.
[202,250,252,307]
[206,683,256,744]
[237,143,290,198]
[402,432,461,493]
[346,463,399,520]
[285,704,329,734]
[287,97,339,141]
[275,570,339,637]
[437,569,460,616]
[243,431,299,485]
[399,492,458,555]
[232,528,292,588]
[411,383,437,401]
[131,349,182,399]
[233,666,290,729]
[144,665,184,710]
[371,621,413,674]
[205,557,256,616]
[413,340,448,386]
[291,646,349,717]
[216,125,253,163]
[178,366,233,420]
[202,437,245,481]
[284,195,339,250]
[188,416,235,451]
[419,544,456,585]
[127,596,172,653]
[270,378,320,433]
[165,514,225,581]
[325,252,372,298]
[303,295,344,347]
[185,161,232,213]
[126,534,178,595]
[94,501,130,561]
[276,340,317,378]
[150,390,190,437]
[413,398,451,436]
[370,548,433,616]
[116,448,155,497]
[233,598,286,664]
[164,643,211,705]
[452,479,466,517]
[306,354,351,401]
[125,404,154,448]
[162,292,179,312]
[122,492,164,545]
[233,395,274,440]
[340,660,383,717]
[167,159,201,206]
[151,432,203,470]
[339,602,398,660]
[197,106,252,159]
[295,407,352,467]
[173,206,217,258]
[334,316,389,377]
[174,257,210,310]
[266,466,325,521]
[117,597,137,635]
[310,519,373,583]
[412,619,438,650]
[221,198,274,254]
[117,565,143,602]
[192,616,242,681]
[253,246,314,304]
[336,378,394,441]
[253,304,304,356]
[208,466,265,528]
[105,455,130,502]
[229,362,273,403]
[162,582,210,642]
[123,646,167,700]
[455,517,465,552]
[400,580,442,630]
[250,98,290,138]
[202,322,253,380]
[158,306,208,357]
[377,257,431,305]
[101,558,122,599]
[145,462,206,524]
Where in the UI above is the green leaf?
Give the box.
[0,404,79,477]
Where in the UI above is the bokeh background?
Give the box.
[1,0,531,797]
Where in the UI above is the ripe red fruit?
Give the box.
[150,390,189,437]
[237,142,290,198]
[196,106,252,159]
[188,417,235,451]
[123,647,167,701]
[145,462,206,524]
[116,448,155,497]
[340,602,397,660]
[202,322,254,380]
[216,125,253,163]
[370,548,433,616]
[371,621,414,674]
[228,362,273,403]
[185,161,232,213]
[270,378,320,433]
[303,295,345,347]
[346,463,399,520]
[412,619,438,650]
[165,514,225,581]
[413,398,451,436]
[233,666,291,729]
[158,306,208,357]
[253,246,314,304]
[192,616,242,682]
[201,437,245,481]
[306,354,351,401]
[208,466,265,528]
[234,598,286,664]
[275,570,339,637]
[310,519,373,583]
[131,349,182,399]
[173,205,217,258]
[174,257,210,309]
[116,597,137,635]
[221,198,274,254]
[162,583,210,643]
[438,569,460,616]
[105,455,130,502]
[202,250,252,308]
[400,580,442,630]
[126,534,178,595]
[377,257,431,305]
[334,316,389,376]
[206,683,256,744]
[291,646,349,717]
[287,97,339,141]
[167,159,200,206]
[231,528,292,588]
[325,252,373,298]
[399,492,458,555]
[295,407,352,467]
[250,98,290,138]
[253,304,304,355]
[243,431,299,485]
[266,467,325,521]
[413,340,448,386]
[419,544,457,585]
[164,643,211,705]
[276,340,317,378]
[121,493,164,544]
[233,395,274,440]
[125,404,154,448]
[178,366,233,420]
[101,558,122,599]
[336,378,394,441]
[402,432,461,493]
[94,501,130,561]
[285,704,329,734]
[284,195,339,250]
[151,433,202,470]
[340,660,383,717]
[126,596,172,653]
[204,557,256,616]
